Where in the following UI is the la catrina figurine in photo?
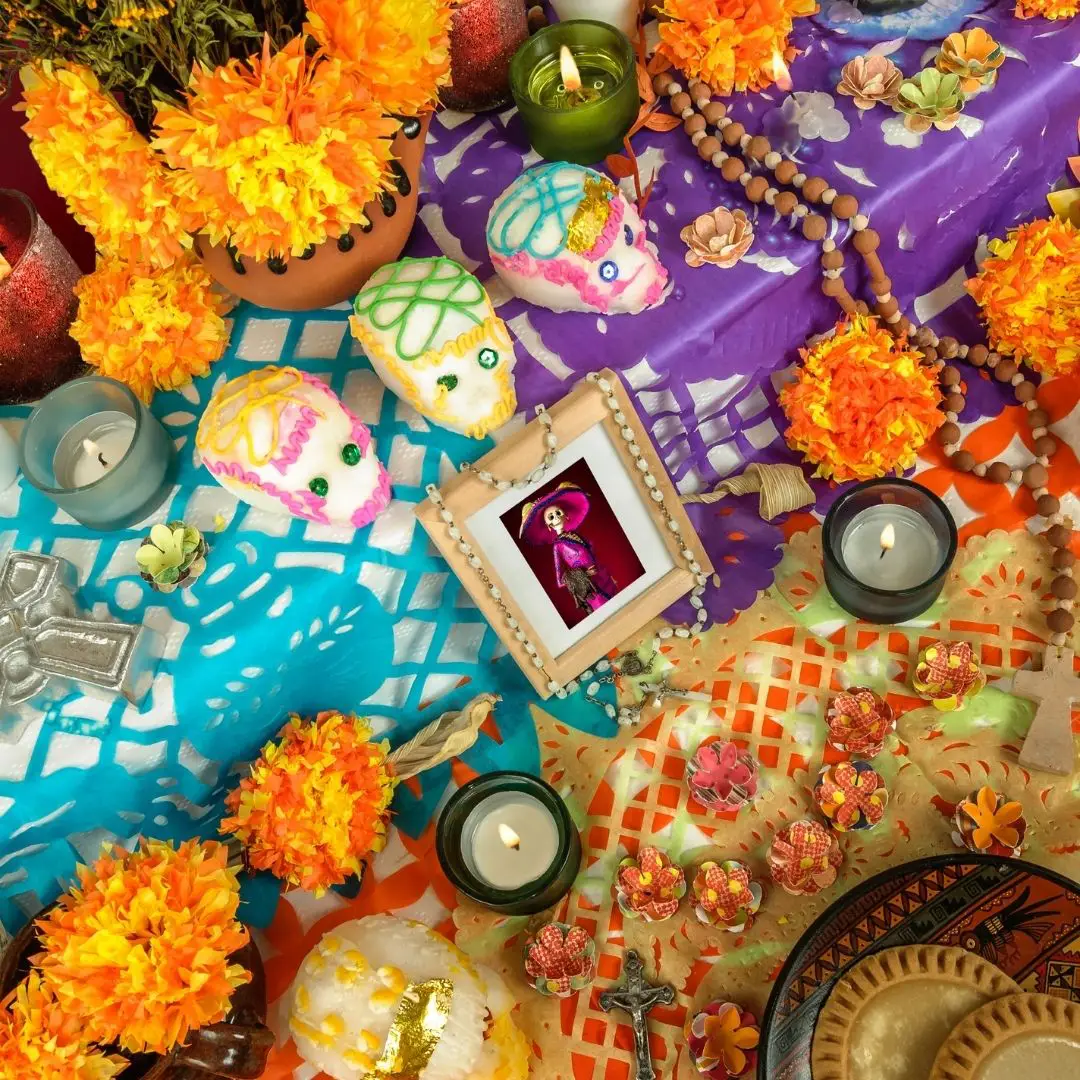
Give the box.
[520,482,617,613]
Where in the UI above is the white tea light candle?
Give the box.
[462,790,560,889]
[840,504,943,590]
[52,410,136,488]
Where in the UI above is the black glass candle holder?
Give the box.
[436,771,582,915]
[822,478,957,624]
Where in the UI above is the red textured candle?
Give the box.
[440,0,529,112]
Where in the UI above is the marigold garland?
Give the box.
[305,0,452,117]
[69,254,232,403]
[18,62,193,270]
[657,0,818,96]
[1014,0,1078,17]
[154,36,397,262]
[221,711,396,896]
[779,316,944,482]
[965,217,1079,377]
[33,839,250,1057]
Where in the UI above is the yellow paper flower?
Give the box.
[779,316,944,482]
[69,254,232,403]
[221,711,397,896]
[154,36,397,262]
[33,840,250,1056]
[19,62,193,270]
[965,217,1080,376]
[1014,0,1078,17]
[305,0,452,116]
[0,972,126,1080]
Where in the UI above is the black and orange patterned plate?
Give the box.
[759,854,1080,1080]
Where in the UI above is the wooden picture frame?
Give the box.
[416,369,712,698]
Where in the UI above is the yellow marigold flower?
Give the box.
[154,36,397,262]
[19,62,193,270]
[69,254,232,403]
[221,711,396,897]
[0,972,126,1080]
[966,217,1079,377]
[779,316,944,482]
[33,839,250,1057]
[1015,0,1077,16]
[305,0,452,116]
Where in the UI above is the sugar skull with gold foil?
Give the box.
[350,257,516,439]
[487,162,669,315]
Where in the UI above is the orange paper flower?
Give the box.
[779,316,944,482]
[956,786,1027,856]
[33,839,250,1056]
[221,711,396,896]
[965,217,1079,377]
[936,29,1005,94]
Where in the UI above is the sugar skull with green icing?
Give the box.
[349,257,517,439]
[487,162,669,315]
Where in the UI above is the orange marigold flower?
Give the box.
[657,0,817,96]
[69,254,232,403]
[221,711,396,896]
[779,316,944,482]
[154,36,397,262]
[33,839,250,1056]
[19,62,193,270]
[965,217,1079,377]
[305,0,452,116]
[1014,0,1078,17]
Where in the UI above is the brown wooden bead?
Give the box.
[745,176,769,202]
[915,326,937,347]
[774,191,798,214]
[1052,576,1078,601]
[684,114,706,135]
[1047,524,1073,549]
[944,392,965,414]
[1034,435,1057,458]
[987,461,1012,484]
[855,300,870,316]
[895,316,913,337]
[1028,408,1050,428]
[939,422,961,446]
[937,336,959,359]
[821,276,847,298]
[875,297,899,318]
[747,135,771,160]
[1052,547,1075,570]
[821,250,844,270]
[1023,463,1049,489]
[698,135,722,161]
[653,72,675,94]
[922,347,939,365]
[853,228,880,254]
[1038,493,1061,517]
[870,275,893,297]
[952,450,976,472]
[1014,380,1036,402]
[941,366,962,387]
[721,157,746,181]
[702,101,727,124]
[802,177,829,202]
[1047,608,1075,635]
[722,122,745,146]
[774,160,798,184]
[832,194,859,219]
[802,214,827,241]
[671,92,692,114]
[968,344,988,367]
[994,360,1017,382]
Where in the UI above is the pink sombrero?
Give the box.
[519,482,591,545]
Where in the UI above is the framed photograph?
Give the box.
[416,369,712,698]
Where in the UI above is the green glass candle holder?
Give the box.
[436,771,582,914]
[509,20,639,166]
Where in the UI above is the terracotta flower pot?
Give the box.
[0,915,273,1080]
[196,115,431,311]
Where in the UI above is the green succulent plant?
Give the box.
[136,521,208,591]
[895,68,965,133]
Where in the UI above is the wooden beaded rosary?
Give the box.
[653,69,1076,653]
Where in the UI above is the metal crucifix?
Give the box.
[599,949,675,1080]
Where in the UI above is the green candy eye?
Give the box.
[477,347,498,369]
[341,443,361,466]
[437,374,458,392]
[309,477,329,497]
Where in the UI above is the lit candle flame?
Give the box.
[559,46,582,93]
[879,522,896,560]
[770,49,793,92]
[497,823,521,851]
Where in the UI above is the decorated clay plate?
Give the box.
[759,854,1080,1080]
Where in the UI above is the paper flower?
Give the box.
[523,923,596,998]
[814,761,889,832]
[154,36,397,262]
[681,208,754,268]
[954,786,1027,857]
[766,819,843,896]
[0,972,126,1080]
[305,0,452,117]
[69,253,231,403]
[221,711,396,895]
[685,1001,760,1079]
[826,687,895,757]
[779,316,943,482]
[686,741,759,812]
[913,640,986,710]
[614,846,687,922]
[1015,0,1078,18]
[895,68,965,133]
[656,0,817,97]
[137,521,208,593]
[19,62,192,269]
[837,55,903,110]
[936,29,1005,94]
[691,860,763,931]
[965,218,1080,377]
[33,839,250,1055]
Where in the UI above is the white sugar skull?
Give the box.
[350,257,517,439]
[195,366,391,528]
[486,162,669,315]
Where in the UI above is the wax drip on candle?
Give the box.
[558,46,602,107]
[83,438,109,469]
[498,823,522,851]
[878,522,895,560]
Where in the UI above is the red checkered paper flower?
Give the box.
[826,687,895,757]
[691,860,763,931]
[913,640,986,711]
[814,761,888,832]
[766,819,843,896]
[524,922,596,998]
[615,846,687,922]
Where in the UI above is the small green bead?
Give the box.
[309,476,329,497]
[341,443,361,466]
[478,347,498,369]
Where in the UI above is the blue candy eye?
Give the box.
[600,260,619,282]
[623,224,633,245]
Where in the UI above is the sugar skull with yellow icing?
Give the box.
[350,257,516,439]
[487,162,669,315]
[195,366,390,528]
[288,915,530,1080]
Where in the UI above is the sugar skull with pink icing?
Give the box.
[196,366,390,528]
[487,162,668,315]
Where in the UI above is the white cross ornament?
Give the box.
[1014,648,1080,776]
